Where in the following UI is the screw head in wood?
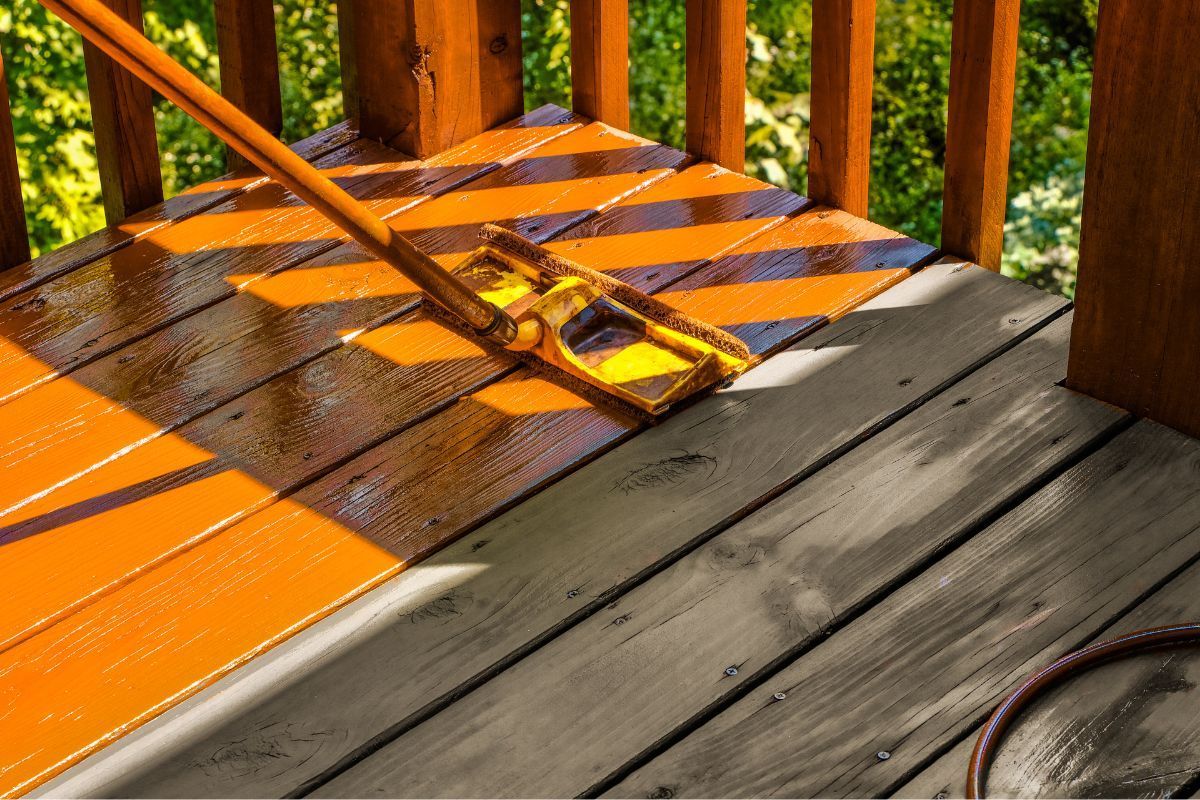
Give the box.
[773,692,786,701]
[876,751,891,761]
[724,666,738,676]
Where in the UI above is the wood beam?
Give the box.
[341,0,522,159]
[1067,0,1200,439]
[808,0,876,217]
[685,0,746,171]
[81,0,162,223]
[0,48,30,270]
[941,0,1021,270]
[214,0,282,170]
[570,0,629,128]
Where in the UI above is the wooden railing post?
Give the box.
[0,47,31,269]
[808,0,876,217]
[685,0,746,171]
[214,0,282,169]
[81,0,162,222]
[940,0,1020,271]
[1067,0,1200,439]
[570,0,629,129]
[340,0,522,159]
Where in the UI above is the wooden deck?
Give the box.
[3,108,1199,799]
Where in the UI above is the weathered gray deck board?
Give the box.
[313,312,1125,799]
[610,419,1200,799]
[898,559,1200,800]
[34,262,1064,799]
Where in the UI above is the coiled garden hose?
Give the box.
[967,622,1200,798]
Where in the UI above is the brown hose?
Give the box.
[967,622,1200,798]
[39,0,513,340]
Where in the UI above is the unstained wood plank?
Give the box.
[611,419,1200,799]
[0,120,359,303]
[36,261,1064,800]
[314,310,1120,799]
[0,47,30,270]
[808,0,877,217]
[82,0,163,223]
[900,559,1200,800]
[2,199,930,798]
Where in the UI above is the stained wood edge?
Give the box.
[571,0,630,129]
[685,0,746,170]
[0,47,30,271]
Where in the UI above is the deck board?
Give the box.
[313,310,1122,799]
[0,159,929,795]
[898,558,1200,799]
[609,418,1200,799]
[0,121,359,304]
[32,260,1058,799]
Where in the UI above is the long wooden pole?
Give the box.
[40,0,510,338]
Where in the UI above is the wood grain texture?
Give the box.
[571,0,629,129]
[808,0,876,216]
[46,260,1041,800]
[0,48,30,270]
[612,419,1200,799]
[214,0,282,170]
[81,0,163,222]
[343,0,522,159]
[317,309,1114,799]
[0,104,572,406]
[940,0,1020,271]
[6,196,925,799]
[892,734,975,799]
[1067,1,1200,440]
[0,114,682,653]
[685,0,746,170]
[0,120,358,303]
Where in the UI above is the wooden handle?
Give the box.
[38,0,504,334]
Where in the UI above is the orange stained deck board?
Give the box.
[0,194,931,795]
[0,107,579,405]
[0,121,360,305]
[0,115,696,652]
[0,106,583,539]
[0,160,798,663]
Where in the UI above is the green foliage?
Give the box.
[1,0,341,257]
[4,0,1092,297]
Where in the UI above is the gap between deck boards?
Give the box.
[32,260,1072,799]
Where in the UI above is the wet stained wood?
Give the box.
[0,107,582,406]
[571,0,630,128]
[808,0,876,217]
[82,0,163,222]
[0,48,30,270]
[1067,1,1200,440]
[685,0,746,170]
[37,262,1051,800]
[0,114,699,652]
[214,0,282,170]
[0,182,920,797]
[315,301,1106,799]
[940,0,1020,270]
[611,420,1200,799]
[0,120,359,303]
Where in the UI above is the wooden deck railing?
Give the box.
[0,0,1198,437]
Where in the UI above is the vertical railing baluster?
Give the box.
[685,0,746,171]
[1068,0,1200,439]
[0,47,31,269]
[340,0,522,159]
[808,0,876,216]
[82,0,162,222]
[570,0,629,128]
[941,0,1021,270]
[214,0,282,169]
